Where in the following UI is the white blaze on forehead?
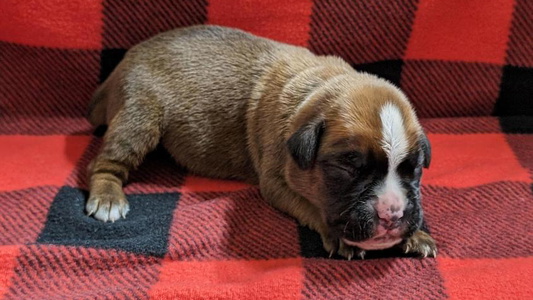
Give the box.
[373,103,409,219]
[379,103,409,170]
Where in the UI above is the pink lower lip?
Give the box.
[372,235,397,242]
[343,237,402,250]
[343,225,404,250]
[342,223,405,250]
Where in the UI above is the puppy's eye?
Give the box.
[338,152,364,168]
[320,151,364,178]
[331,164,356,174]
[324,162,359,178]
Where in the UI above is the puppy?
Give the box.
[87,25,437,259]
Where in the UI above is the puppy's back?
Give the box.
[88,25,317,181]
[88,26,265,124]
[88,25,312,124]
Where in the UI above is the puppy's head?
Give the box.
[286,75,431,251]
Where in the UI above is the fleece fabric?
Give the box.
[0,0,532,299]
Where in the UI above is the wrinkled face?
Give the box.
[319,144,427,250]
[287,101,431,251]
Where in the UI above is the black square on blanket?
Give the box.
[37,186,180,257]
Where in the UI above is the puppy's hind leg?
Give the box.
[87,100,163,222]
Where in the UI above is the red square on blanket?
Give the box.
[0,135,90,191]
[405,0,515,64]
[0,0,103,49]
[438,257,533,300]
[208,0,313,46]
[149,258,303,300]
[422,134,530,187]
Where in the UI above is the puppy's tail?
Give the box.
[87,81,109,126]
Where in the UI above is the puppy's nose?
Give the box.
[375,194,404,221]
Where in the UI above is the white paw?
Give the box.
[86,193,129,222]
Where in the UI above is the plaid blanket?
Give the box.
[1,0,532,299]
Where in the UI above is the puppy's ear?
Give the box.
[419,132,431,168]
[287,119,325,170]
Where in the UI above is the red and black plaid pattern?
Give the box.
[1,0,532,299]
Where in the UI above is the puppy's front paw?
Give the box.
[338,239,366,260]
[322,236,365,260]
[403,230,437,258]
[86,189,129,222]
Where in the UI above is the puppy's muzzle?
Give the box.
[344,193,408,250]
